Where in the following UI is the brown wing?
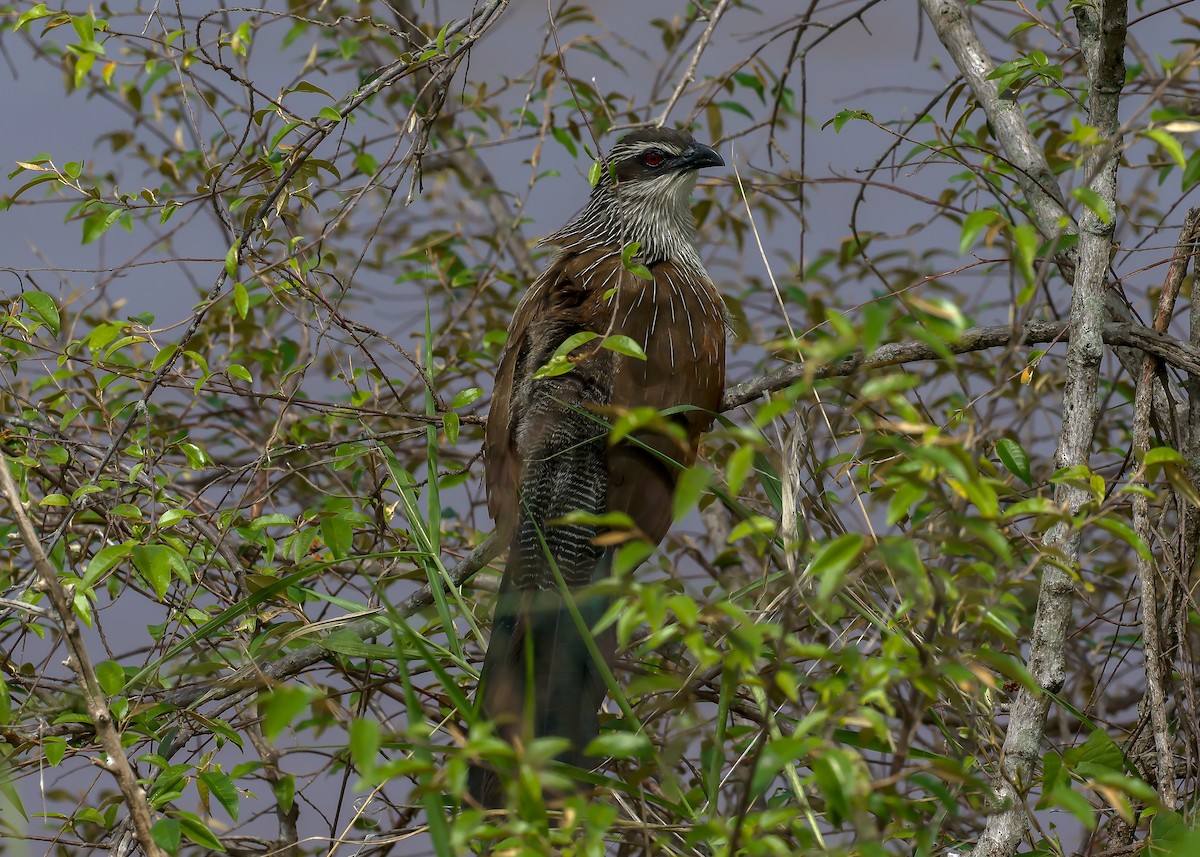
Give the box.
[483,252,621,538]
[486,250,725,545]
[554,254,726,544]
[484,275,549,540]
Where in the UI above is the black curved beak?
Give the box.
[678,142,724,171]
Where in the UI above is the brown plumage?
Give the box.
[469,127,726,807]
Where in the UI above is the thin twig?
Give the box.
[653,0,733,127]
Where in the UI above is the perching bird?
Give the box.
[468,127,726,807]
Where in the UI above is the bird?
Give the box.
[468,126,726,807]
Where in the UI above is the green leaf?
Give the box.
[82,542,132,588]
[94,660,125,695]
[584,732,653,759]
[449,387,482,409]
[151,818,181,855]
[728,515,776,543]
[553,330,600,359]
[995,438,1032,485]
[232,281,249,318]
[672,463,712,522]
[198,771,239,821]
[131,544,174,599]
[15,4,51,31]
[260,685,318,740]
[225,240,240,277]
[588,160,603,186]
[349,717,381,773]
[318,106,342,122]
[811,748,859,824]
[824,109,874,133]
[292,80,333,98]
[320,513,353,561]
[601,334,647,360]
[23,291,60,336]
[443,411,460,444]
[747,736,807,801]
[1145,127,1186,168]
[1071,186,1111,224]
[176,811,225,851]
[81,206,122,244]
[1093,516,1152,562]
[43,736,67,767]
[806,533,864,604]
[959,209,999,254]
[620,242,653,281]
[1010,221,1040,287]
[1142,446,1184,467]
[274,775,295,814]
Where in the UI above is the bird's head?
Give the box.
[560,127,723,266]
[606,127,725,184]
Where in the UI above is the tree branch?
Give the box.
[0,453,165,857]
[975,1,1128,853]
[720,318,1200,411]
[1131,208,1200,812]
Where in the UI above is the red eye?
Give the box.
[643,150,664,167]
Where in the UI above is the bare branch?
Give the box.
[975,1,1128,853]
[720,319,1200,411]
[653,0,733,127]
[1131,208,1200,811]
[0,453,165,857]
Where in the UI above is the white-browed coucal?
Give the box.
[469,127,726,807]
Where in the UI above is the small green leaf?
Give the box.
[585,732,653,759]
[995,438,1032,485]
[151,818,181,854]
[132,545,174,600]
[15,4,51,31]
[232,281,249,318]
[620,241,654,281]
[601,334,647,360]
[553,331,600,359]
[349,717,381,773]
[292,80,334,98]
[318,106,342,122]
[672,464,712,521]
[588,160,603,186]
[1093,517,1152,561]
[1142,446,1184,467]
[806,533,864,604]
[23,291,60,336]
[83,542,132,588]
[823,109,874,133]
[321,513,353,561]
[43,736,67,767]
[274,775,295,814]
[225,240,240,277]
[1145,127,1186,168]
[450,387,482,409]
[176,811,225,851]
[960,209,1000,254]
[1071,186,1111,224]
[728,515,777,543]
[94,661,125,695]
[198,771,240,821]
[260,685,318,740]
